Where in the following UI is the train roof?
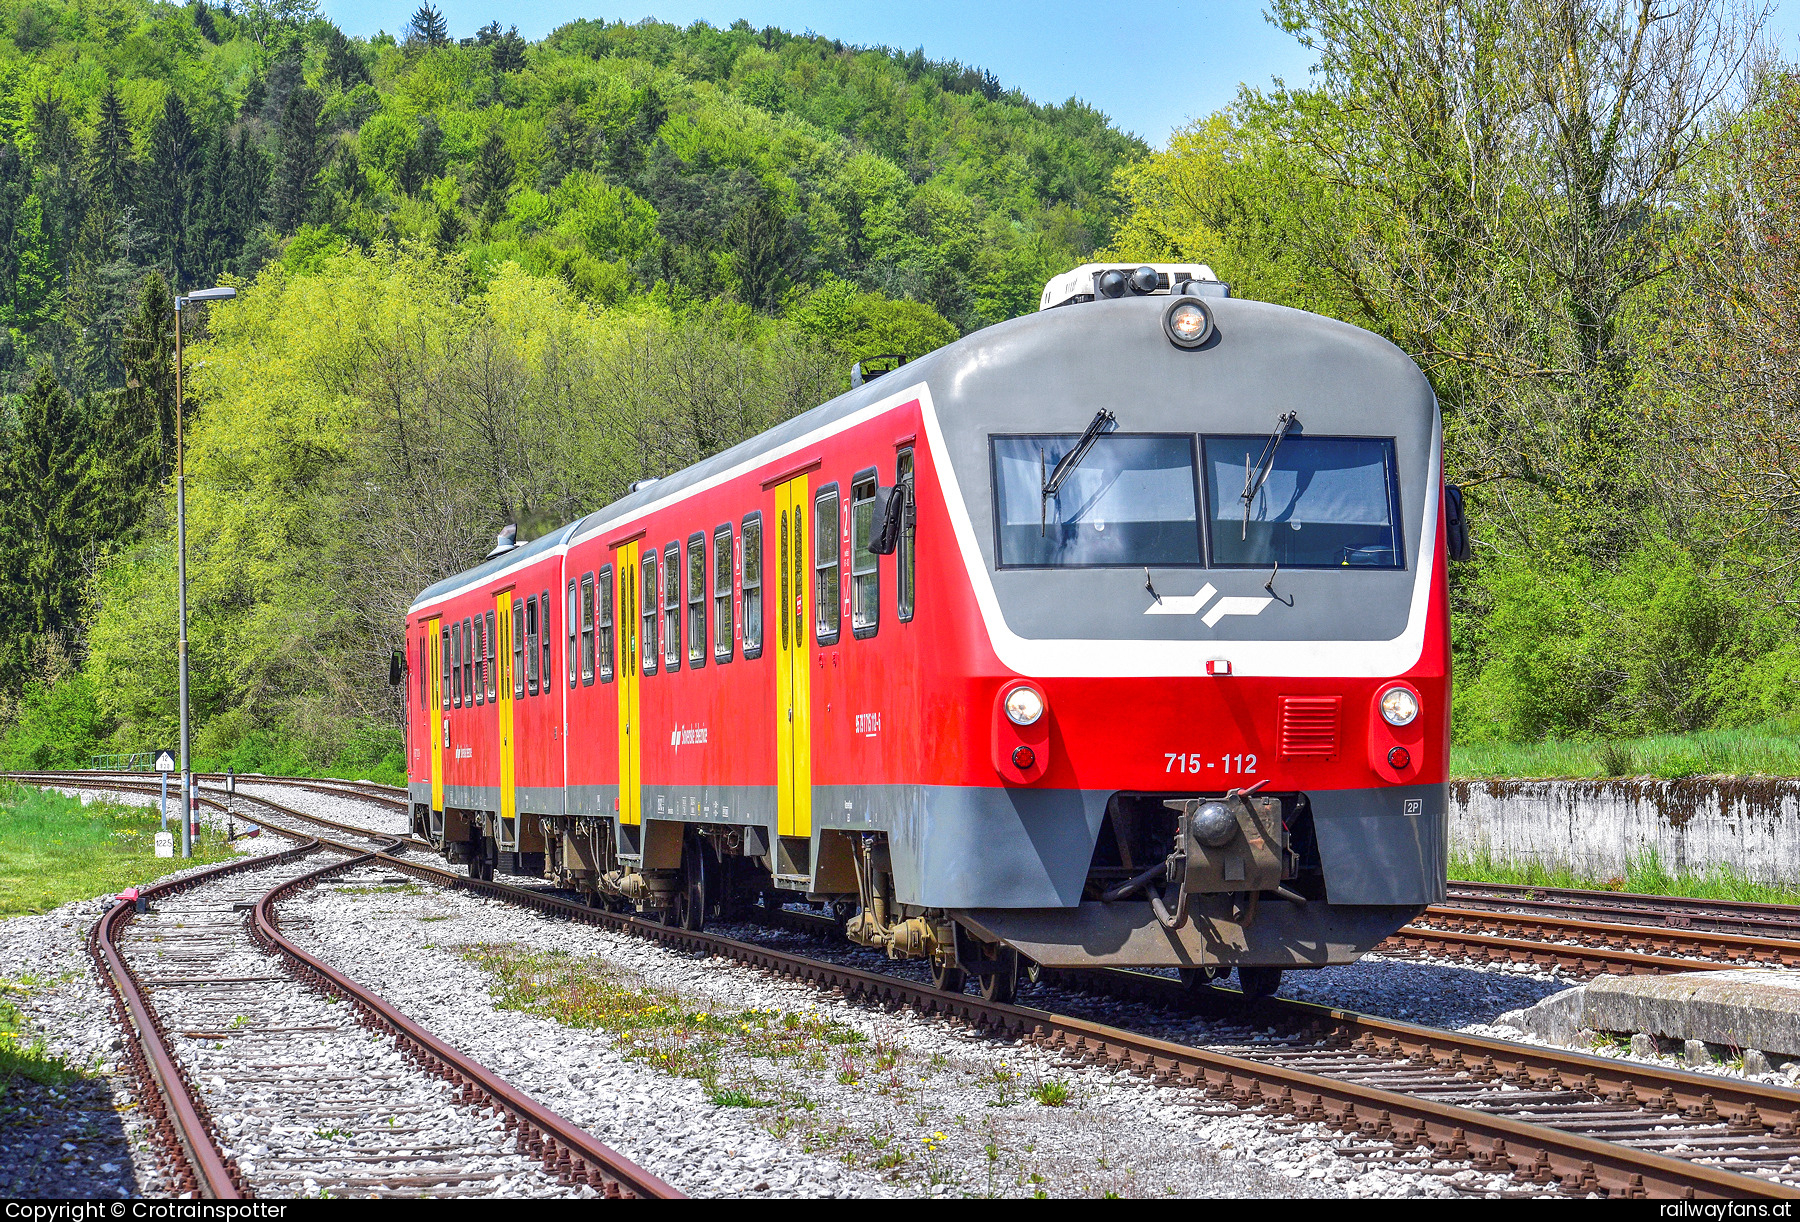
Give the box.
[408,294,1429,615]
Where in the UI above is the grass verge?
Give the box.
[0,782,238,918]
[1451,848,1800,906]
[1451,724,1800,780]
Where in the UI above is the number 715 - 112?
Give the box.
[1164,752,1257,775]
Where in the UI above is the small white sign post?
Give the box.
[153,750,176,856]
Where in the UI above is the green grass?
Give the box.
[1451,847,1800,906]
[0,783,238,918]
[0,978,83,1097]
[1451,723,1800,780]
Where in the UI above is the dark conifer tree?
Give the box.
[322,26,369,91]
[406,3,449,49]
[398,115,445,195]
[191,0,218,43]
[491,25,526,75]
[269,86,322,233]
[0,365,100,642]
[89,86,138,216]
[121,272,177,481]
[469,130,514,232]
[69,204,149,394]
[144,93,202,285]
[433,203,465,251]
[29,94,85,273]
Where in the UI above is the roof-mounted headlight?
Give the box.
[1164,298,1212,349]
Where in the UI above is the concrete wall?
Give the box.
[1450,778,1800,884]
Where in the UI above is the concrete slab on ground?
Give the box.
[1498,970,1800,1060]
[1583,970,1800,1058]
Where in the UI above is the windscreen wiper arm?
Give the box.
[1042,409,1117,534]
[1241,411,1298,539]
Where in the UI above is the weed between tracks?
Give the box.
[458,944,862,1109]
[457,943,1086,1194]
[0,783,237,917]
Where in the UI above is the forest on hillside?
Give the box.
[0,0,1796,780]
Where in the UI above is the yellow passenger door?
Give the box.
[775,477,812,839]
[428,618,443,812]
[496,593,516,827]
[616,547,641,826]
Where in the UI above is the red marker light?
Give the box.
[1012,745,1036,770]
[1387,746,1411,770]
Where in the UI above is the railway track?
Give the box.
[1442,881,1800,941]
[30,770,1800,1198]
[76,785,678,1199]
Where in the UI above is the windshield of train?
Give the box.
[1204,435,1403,568]
[992,434,1202,567]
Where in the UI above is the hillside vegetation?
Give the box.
[0,0,1797,778]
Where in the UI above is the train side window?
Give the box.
[851,470,878,638]
[687,532,706,667]
[741,514,762,659]
[641,549,658,676]
[897,447,916,622]
[540,588,553,692]
[815,485,840,645]
[778,508,790,654]
[452,620,463,708]
[417,636,426,710]
[472,616,485,705]
[512,603,525,698]
[662,543,681,671]
[566,580,579,689]
[440,626,450,709]
[484,610,496,699]
[580,573,595,685]
[468,622,482,709]
[525,595,539,696]
[713,525,733,663]
[598,566,615,682]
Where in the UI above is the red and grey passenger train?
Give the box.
[403,262,1460,1002]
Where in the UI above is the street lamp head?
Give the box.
[176,286,237,309]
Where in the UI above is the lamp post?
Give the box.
[174,285,236,858]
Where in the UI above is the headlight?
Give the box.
[1163,298,1212,349]
[1004,685,1044,726]
[1380,686,1419,726]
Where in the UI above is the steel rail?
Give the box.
[1384,924,1747,977]
[87,826,325,1199]
[1043,965,1800,1129]
[248,851,680,1199]
[70,780,676,1200]
[1444,883,1800,940]
[1414,909,1800,968]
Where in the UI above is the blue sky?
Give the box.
[322,0,1800,149]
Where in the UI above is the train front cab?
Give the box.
[887,282,1453,995]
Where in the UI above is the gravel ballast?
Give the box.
[280,864,1528,1198]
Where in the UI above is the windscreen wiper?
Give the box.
[1240,411,1298,539]
[1042,409,1116,534]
